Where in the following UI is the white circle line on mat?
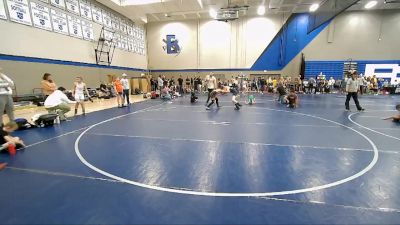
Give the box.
[348,112,400,141]
[75,105,379,197]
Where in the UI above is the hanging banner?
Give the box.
[0,0,8,20]
[91,4,102,24]
[81,20,94,41]
[119,19,127,34]
[51,9,68,35]
[121,35,128,51]
[65,0,79,15]
[127,24,133,37]
[133,42,138,53]
[111,14,119,31]
[30,1,51,31]
[104,29,113,46]
[79,0,91,20]
[50,0,65,9]
[127,38,133,52]
[101,10,111,28]
[7,0,32,26]
[67,15,82,38]
[114,33,121,49]
[132,26,137,38]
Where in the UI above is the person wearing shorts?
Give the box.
[121,74,130,105]
[114,77,125,108]
[73,77,90,116]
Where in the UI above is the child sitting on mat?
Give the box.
[246,94,255,105]
[383,104,400,122]
[0,122,26,155]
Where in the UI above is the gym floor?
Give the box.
[1,93,399,224]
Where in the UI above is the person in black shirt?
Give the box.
[276,83,287,103]
[178,76,184,95]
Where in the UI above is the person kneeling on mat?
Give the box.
[383,104,400,122]
[161,86,172,101]
[284,88,299,108]
[190,91,198,103]
[0,122,25,155]
[44,87,76,121]
[230,84,242,110]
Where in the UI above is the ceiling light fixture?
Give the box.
[365,1,378,9]
[209,8,217,19]
[309,3,319,12]
[257,5,266,15]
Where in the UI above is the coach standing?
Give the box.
[345,72,365,112]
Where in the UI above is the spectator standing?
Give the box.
[41,73,57,98]
[121,74,130,105]
[0,68,15,126]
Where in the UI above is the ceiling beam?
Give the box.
[197,0,203,9]
[196,12,201,18]
[150,13,161,21]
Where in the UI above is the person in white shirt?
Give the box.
[328,77,335,92]
[158,75,164,94]
[121,74,131,105]
[73,77,90,116]
[345,72,364,112]
[44,87,76,121]
[205,74,217,104]
[0,68,15,126]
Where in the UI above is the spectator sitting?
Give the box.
[44,87,76,121]
[161,86,172,100]
[98,82,110,98]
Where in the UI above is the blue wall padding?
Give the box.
[251,14,331,71]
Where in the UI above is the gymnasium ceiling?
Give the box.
[96,0,400,23]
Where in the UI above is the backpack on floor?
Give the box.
[14,118,34,130]
[32,114,58,127]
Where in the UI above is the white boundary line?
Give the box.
[25,126,90,148]
[348,113,400,141]
[6,166,122,183]
[85,132,398,154]
[255,196,400,214]
[122,117,342,128]
[75,106,379,197]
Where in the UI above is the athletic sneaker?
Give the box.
[345,109,351,112]
[358,108,365,112]
[206,107,211,110]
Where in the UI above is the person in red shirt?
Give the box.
[114,77,125,108]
